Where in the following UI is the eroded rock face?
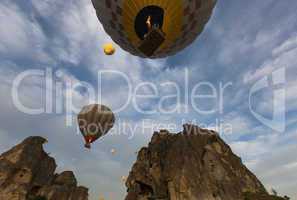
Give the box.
[125,125,268,200]
[0,136,88,200]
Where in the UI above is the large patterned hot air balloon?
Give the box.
[91,0,217,58]
[77,104,115,148]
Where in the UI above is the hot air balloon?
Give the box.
[103,43,116,55]
[110,148,116,155]
[121,176,127,183]
[77,104,115,149]
[91,0,217,58]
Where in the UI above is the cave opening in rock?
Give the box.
[136,180,154,196]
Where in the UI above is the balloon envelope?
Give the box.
[91,0,217,58]
[77,104,115,148]
[103,43,116,55]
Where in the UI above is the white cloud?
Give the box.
[231,130,297,199]
[244,34,297,84]
[273,34,297,56]
[221,111,252,138]
[0,1,52,63]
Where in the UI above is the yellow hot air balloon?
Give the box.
[103,43,116,55]
[91,0,217,58]
[77,104,115,149]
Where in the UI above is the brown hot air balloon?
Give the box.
[77,104,115,149]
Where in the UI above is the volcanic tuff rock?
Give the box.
[125,124,276,200]
[0,136,88,200]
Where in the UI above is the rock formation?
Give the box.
[0,136,88,200]
[125,124,288,200]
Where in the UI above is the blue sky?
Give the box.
[0,0,297,199]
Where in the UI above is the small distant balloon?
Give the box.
[103,43,115,55]
[111,148,116,155]
[121,176,127,183]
